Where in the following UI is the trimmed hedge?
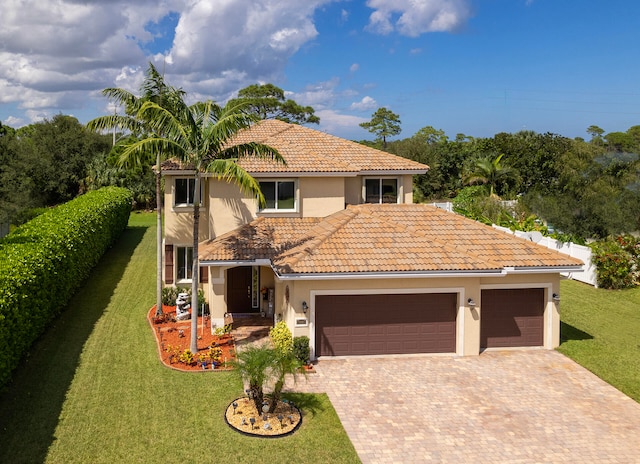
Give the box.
[0,187,132,388]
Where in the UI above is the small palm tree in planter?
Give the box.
[232,343,306,414]
[268,352,305,413]
[232,344,274,413]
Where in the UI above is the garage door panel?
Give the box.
[481,288,544,348]
[316,293,457,356]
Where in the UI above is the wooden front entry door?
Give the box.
[227,267,255,313]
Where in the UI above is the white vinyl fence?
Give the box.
[429,202,597,286]
[492,226,597,286]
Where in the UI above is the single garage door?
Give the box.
[481,288,544,348]
[315,293,457,356]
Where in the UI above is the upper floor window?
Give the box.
[175,178,197,206]
[365,178,398,204]
[259,180,296,211]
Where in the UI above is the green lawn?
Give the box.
[0,212,359,464]
[558,279,640,402]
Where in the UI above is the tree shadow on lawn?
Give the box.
[0,224,149,464]
[560,321,594,343]
[282,392,325,418]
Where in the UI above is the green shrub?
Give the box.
[269,321,293,355]
[293,336,310,363]
[590,235,640,289]
[0,187,132,388]
[162,286,207,314]
[162,286,179,306]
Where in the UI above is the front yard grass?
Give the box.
[558,279,640,403]
[0,212,359,464]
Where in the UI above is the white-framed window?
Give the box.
[174,178,198,206]
[259,180,297,211]
[176,246,193,282]
[364,178,398,204]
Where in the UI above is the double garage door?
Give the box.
[314,288,545,357]
[315,293,457,357]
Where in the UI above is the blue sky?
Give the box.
[1,0,639,141]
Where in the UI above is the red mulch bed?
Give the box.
[148,305,236,372]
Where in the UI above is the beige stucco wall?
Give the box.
[164,176,209,243]
[299,177,345,217]
[279,273,561,359]
[344,177,361,205]
[202,268,561,357]
[208,179,257,238]
[402,174,414,204]
[167,174,417,243]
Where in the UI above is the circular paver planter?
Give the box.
[224,397,302,438]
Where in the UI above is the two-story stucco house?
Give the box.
[162,119,583,359]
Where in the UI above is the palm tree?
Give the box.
[268,351,305,413]
[465,153,515,197]
[232,344,275,413]
[87,63,185,318]
[123,98,283,353]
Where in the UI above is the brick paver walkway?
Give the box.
[286,350,640,463]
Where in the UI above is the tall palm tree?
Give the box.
[87,63,185,318]
[123,98,283,353]
[465,153,515,197]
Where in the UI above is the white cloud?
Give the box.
[350,96,377,111]
[350,63,360,73]
[0,0,332,124]
[316,109,368,136]
[365,0,472,37]
[3,115,25,127]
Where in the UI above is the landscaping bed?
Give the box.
[148,305,236,371]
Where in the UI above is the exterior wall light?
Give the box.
[467,298,476,307]
[552,293,560,301]
[302,301,308,313]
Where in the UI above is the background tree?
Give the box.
[464,153,516,197]
[359,107,401,148]
[229,83,319,125]
[14,115,111,207]
[0,123,30,230]
[587,125,605,145]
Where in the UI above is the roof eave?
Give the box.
[360,169,429,175]
[200,259,272,266]
[248,171,359,178]
[274,269,507,281]
[504,265,584,273]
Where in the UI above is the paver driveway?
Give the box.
[287,350,640,463]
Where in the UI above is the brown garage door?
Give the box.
[481,288,544,348]
[315,293,457,356]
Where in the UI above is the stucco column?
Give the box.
[462,281,481,355]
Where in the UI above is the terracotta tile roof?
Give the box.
[160,119,428,175]
[231,119,429,174]
[199,217,322,262]
[199,204,584,276]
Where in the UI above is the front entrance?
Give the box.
[227,266,260,313]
